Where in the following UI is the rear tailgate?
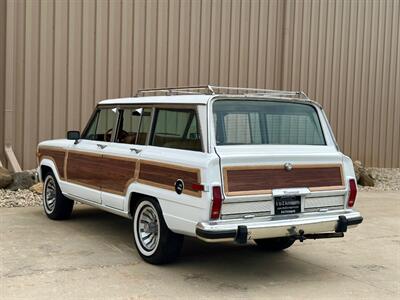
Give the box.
[215,145,346,219]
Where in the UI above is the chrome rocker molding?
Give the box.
[63,192,131,219]
[196,211,363,243]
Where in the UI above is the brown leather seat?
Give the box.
[120,132,148,145]
[163,140,201,151]
[120,133,137,144]
[147,135,202,150]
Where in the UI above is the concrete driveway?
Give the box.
[1,191,399,299]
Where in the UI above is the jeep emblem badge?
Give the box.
[284,163,293,171]
[175,179,184,195]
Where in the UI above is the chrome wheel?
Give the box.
[134,201,161,256]
[138,205,160,251]
[44,176,57,214]
[132,198,184,264]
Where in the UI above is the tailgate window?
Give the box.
[213,100,325,145]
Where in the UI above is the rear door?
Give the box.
[100,106,153,210]
[212,99,345,218]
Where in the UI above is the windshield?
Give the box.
[213,100,326,146]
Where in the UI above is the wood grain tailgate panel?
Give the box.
[225,165,343,196]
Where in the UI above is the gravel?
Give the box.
[0,189,42,208]
[0,169,398,208]
[358,168,400,192]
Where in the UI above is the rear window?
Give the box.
[213,100,325,145]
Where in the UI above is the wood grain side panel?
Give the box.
[66,151,137,195]
[100,156,136,195]
[37,147,66,179]
[41,148,200,197]
[225,165,344,195]
[138,161,201,197]
[66,151,103,189]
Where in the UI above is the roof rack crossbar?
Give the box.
[136,85,309,100]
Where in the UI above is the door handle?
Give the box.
[97,144,107,149]
[130,148,142,154]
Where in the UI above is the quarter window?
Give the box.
[151,108,202,151]
[82,107,118,142]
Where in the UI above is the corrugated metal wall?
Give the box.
[1,0,399,169]
[0,0,6,165]
[281,0,400,168]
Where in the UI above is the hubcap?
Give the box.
[137,205,160,251]
[44,177,56,213]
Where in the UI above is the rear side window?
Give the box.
[151,108,202,151]
[116,107,152,145]
[82,107,118,142]
[213,100,325,145]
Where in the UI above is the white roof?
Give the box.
[98,94,213,105]
[98,93,321,108]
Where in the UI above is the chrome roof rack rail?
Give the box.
[136,85,215,97]
[136,85,309,100]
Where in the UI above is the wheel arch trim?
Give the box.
[39,159,62,183]
[125,183,176,230]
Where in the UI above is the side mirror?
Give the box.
[67,130,80,142]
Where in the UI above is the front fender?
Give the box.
[39,159,63,183]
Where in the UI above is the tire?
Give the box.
[254,237,295,251]
[132,197,183,265]
[43,172,74,220]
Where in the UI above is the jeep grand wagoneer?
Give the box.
[37,86,363,264]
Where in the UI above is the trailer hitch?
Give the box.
[288,227,345,242]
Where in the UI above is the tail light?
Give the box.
[191,183,205,191]
[210,186,224,220]
[347,178,357,207]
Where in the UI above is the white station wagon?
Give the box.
[37,86,363,264]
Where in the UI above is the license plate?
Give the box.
[274,195,301,215]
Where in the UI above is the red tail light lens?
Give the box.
[348,178,357,207]
[210,186,224,220]
[191,183,204,191]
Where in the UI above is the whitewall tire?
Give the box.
[132,197,183,264]
[43,172,74,220]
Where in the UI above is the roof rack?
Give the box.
[136,85,309,100]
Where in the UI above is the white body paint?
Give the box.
[38,94,362,241]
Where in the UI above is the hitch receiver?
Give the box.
[294,230,345,242]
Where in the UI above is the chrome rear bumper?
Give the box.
[196,210,363,243]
